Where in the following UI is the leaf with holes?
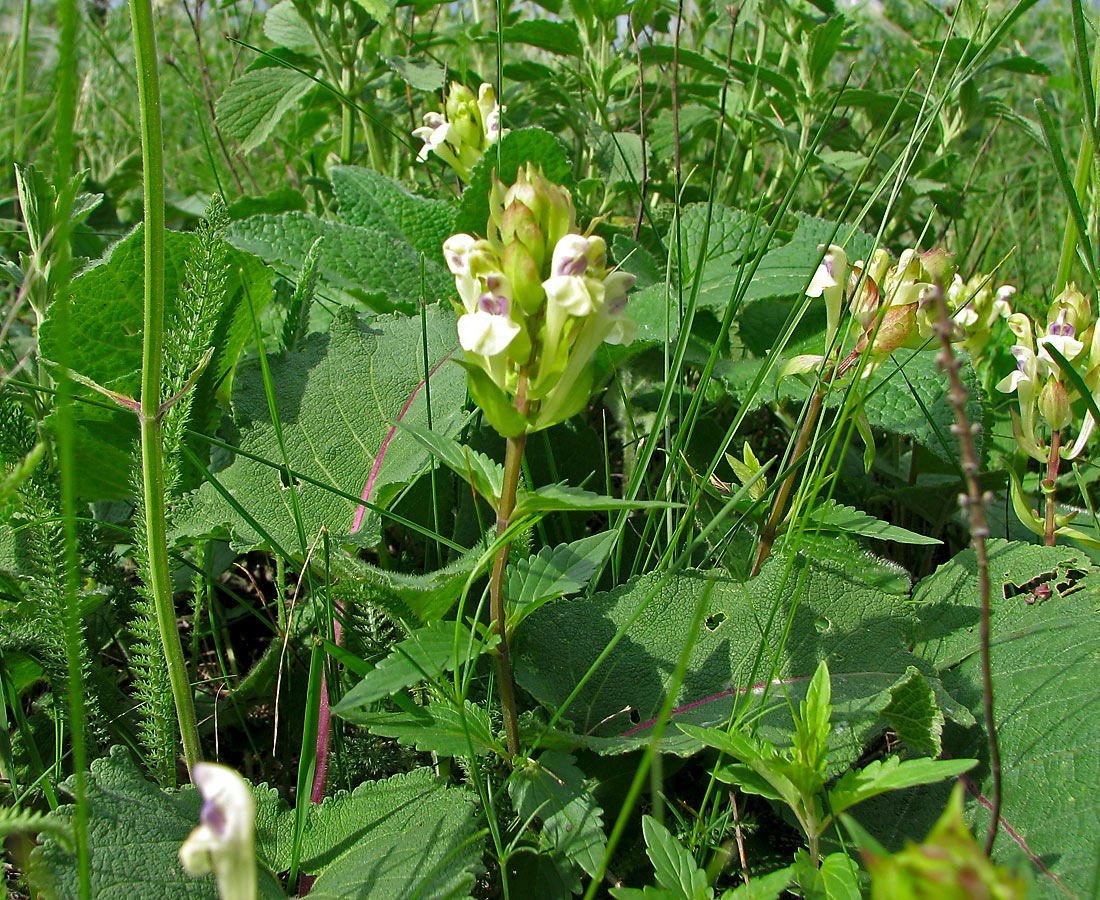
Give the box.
[910,540,1100,899]
[515,542,940,767]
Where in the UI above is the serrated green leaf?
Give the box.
[264,0,315,50]
[349,0,393,21]
[333,621,496,712]
[510,752,607,878]
[301,768,482,898]
[805,501,942,546]
[640,815,711,900]
[507,531,614,619]
[174,306,465,554]
[720,863,793,899]
[384,55,445,91]
[331,166,455,260]
[336,702,498,757]
[813,852,861,900]
[516,545,928,766]
[331,542,488,626]
[228,212,452,314]
[455,128,572,237]
[513,483,676,518]
[881,667,944,755]
[912,540,1100,897]
[400,420,504,506]
[31,747,284,900]
[828,756,976,818]
[605,131,646,186]
[38,226,272,500]
[215,67,315,153]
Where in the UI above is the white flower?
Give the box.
[458,309,520,356]
[806,245,847,349]
[544,273,603,317]
[413,112,449,162]
[179,763,257,900]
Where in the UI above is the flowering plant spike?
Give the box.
[413,82,503,182]
[444,163,636,436]
[179,762,257,900]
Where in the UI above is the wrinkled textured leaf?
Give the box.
[215,67,315,153]
[175,306,465,554]
[384,56,445,91]
[516,543,926,766]
[227,212,452,314]
[331,165,455,260]
[32,747,284,900]
[301,768,482,898]
[631,213,874,344]
[263,0,314,50]
[510,752,607,878]
[913,540,1100,898]
[881,667,944,755]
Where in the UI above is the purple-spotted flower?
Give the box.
[996,284,1096,462]
[179,763,256,900]
[413,83,504,182]
[443,165,636,436]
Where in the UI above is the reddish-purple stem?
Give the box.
[309,357,449,807]
[622,675,812,737]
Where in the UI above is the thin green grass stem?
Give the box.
[53,0,90,892]
[130,0,201,777]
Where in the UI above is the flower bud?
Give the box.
[1038,378,1073,431]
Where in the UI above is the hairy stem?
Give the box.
[131,0,201,777]
[751,386,825,577]
[930,279,1002,856]
[1043,429,1062,546]
[490,380,528,758]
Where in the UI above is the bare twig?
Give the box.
[929,278,1002,856]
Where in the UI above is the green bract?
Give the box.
[443,164,637,436]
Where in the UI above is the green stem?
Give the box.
[490,380,528,758]
[1043,429,1062,547]
[130,0,201,777]
[340,62,354,163]
[14,0,31,157]
[751,386,825,577]
[53,0,89,893]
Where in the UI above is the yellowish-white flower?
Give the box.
[179,763,257,900]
